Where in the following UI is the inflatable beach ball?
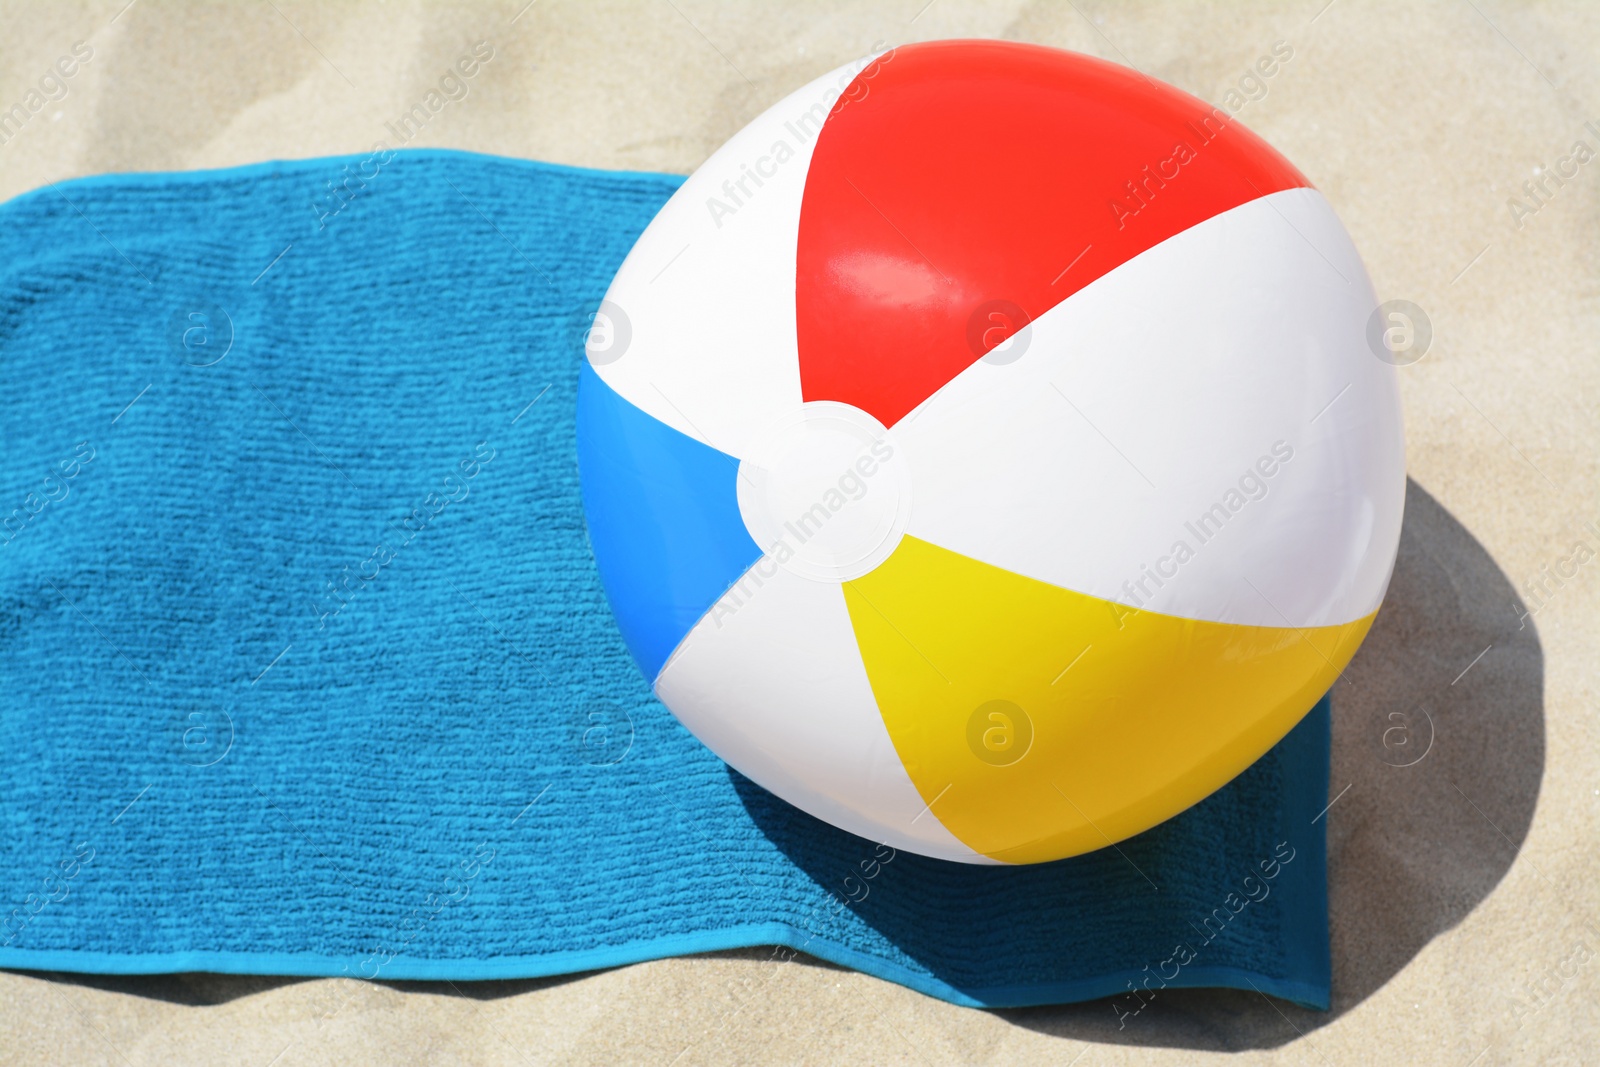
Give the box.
[577,40,1404,864]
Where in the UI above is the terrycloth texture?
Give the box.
[0,150,1330,1010]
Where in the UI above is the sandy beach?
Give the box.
[1,1,1597,1063]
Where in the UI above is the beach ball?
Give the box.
[577,40,1404,864]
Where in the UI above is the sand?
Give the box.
[1,1,1598,1063]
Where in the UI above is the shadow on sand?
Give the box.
[997,478,1544,1050]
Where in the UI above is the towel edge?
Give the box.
[0,146,687,216]
[0,923,1329,1011]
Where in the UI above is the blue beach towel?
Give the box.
[0,150,1330,1011]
